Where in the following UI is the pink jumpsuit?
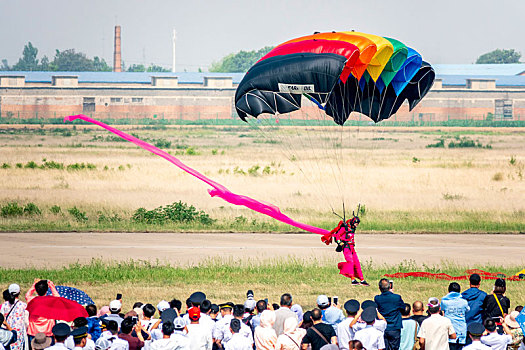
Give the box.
[323,220,364,280]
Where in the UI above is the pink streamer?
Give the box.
[64,114,329,235]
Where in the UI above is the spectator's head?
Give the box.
[169,299,182,313]
[219,302,234,316]
[32,332,52,350]
[316,295,330,310]
[344,300,360,317]
[143,304,156,318]
[291,304,303,322]
[260,310,276,328]
[494,278,506,294]
[349,340,364,350]
[272,303,280,310]
[85,304,97,317]
[427,297,440,314]
[361,307,376,325]
[401,303,411,317]
[188,292,206,307]
[95,338,111,350]
[230,319,241,334]
[378,278,390,293]
[73,317,88,329]
[120,317,135,335]
[8,284,20,299]
[484,318,497,333]
[233,304,244,318]
[185,298,192,309]
[51,323,71,343]
[107,320,118,334]
[448,282,461,293]
[311,308,323,322]
[256,300,267,314]
[201,300,212,314]
[98,306,110,317]
[35,280,49,296]
[210,304,219,318]
[469,273,481,287]
[162,321,174,336]
[283,317,299,334]
[301,311,313,329]
[412,301,424,314]
[280,293,292,307]
[467,323,485,342]
[109,300,122,314]
[3,289,15,304]
[188,307,201,323]
[173,317,186,332]
[157,300,170,314]
[516,306,523,312]
[132,302,143,309]
[71,327,88,347]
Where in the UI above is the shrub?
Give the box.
[248,165,260,176]
[492,172,504,181]
[50,205,61,214]
[41,160,64,170]
[412,157,420,163]
[185,146,199,155]
[98,213,122,223]
[510,155,516,166]
[132,201,214,225]
[15,163,22,168]
[211,149,218,155]
[442,193,464,201]
[154,138,172,148]
[23,202,41,215]
[68,207,88,222]
[1,202,24,217]
[426,139,445,148]
[24,161,38,169]
[1,163,11,169]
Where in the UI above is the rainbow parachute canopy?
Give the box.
[235,31,434,125]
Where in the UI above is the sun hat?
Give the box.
[31,333,52,350]
[505,311,520,328]
[291,304,303,321]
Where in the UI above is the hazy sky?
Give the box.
[1,0,524,71]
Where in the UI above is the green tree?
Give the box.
[93,56,111,71]
[39,55,50,71]
[12,42,39,71]
[146,64,170,72]
[209,46,274,72]
[50,49,96,71]
[476,49,522,64]
[1,59,9,70]
[127,64,146,72]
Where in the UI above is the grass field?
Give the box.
[0,124,524,233]
[1,259,523,314]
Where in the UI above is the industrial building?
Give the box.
[0,64,524,123]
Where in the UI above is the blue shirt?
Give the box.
[374,291,405,331]
[441,292,470,344]
[461,287,487,325]
[400,318,418,350]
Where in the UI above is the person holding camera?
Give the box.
[118,317,144,350]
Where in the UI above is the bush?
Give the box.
[50,205,61,214]
[41,160,64,170]
[248,165,260,176]
[98,213,122,223]
[23,202,41,215]
[68,207,88,222]
[492,172,504,181]
[426,139,445,148]
[132,201,214,225]
[1,163,11,169]
[154,138,172,148]
[1,202,24,217]
[15,163,22,168]
[67,163,96,171]
[24,161,38,169]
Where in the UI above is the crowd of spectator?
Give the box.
[0,275,523,350]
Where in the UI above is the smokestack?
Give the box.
[172,29,176,73]
[113,25,122,72]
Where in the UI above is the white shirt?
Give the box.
[213,315,234,341]
[353,320,387,333]
[186,323,212,350]
[104,335,129,350]
[223,333,252,350]
[417,314,456,350]
[223,323,253,345]
[150,337,189,350]
[45,342,69,350]
[480,332,513,350]
[141,319,159,332]
[337,317,356,350]
[198,314,216,338]
[354,325,385,350]
[463,340,491,350]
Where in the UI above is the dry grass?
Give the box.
[0,126,523,229]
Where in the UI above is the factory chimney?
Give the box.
[113,25,122,72]
[172,29,176,73]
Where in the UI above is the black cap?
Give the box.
[468,322,485,336]
[344,299,360,313]
[71,326,88,339]
[189,292,206,305]
[52,323,71,337]
[361,300,377,310]
[247,290,254,298]
[219,302,234,310]
[210,304,219,313]
[160,308,177,324]
[361,307,377,323]
[495,278,506,288]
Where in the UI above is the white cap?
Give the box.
[427,297,440,307]
[173,317,186,330]
[109,300,122,311]
[316,295,329,307]
[157,300,170,312]
[8,284,20,294]
[95,338,111,350]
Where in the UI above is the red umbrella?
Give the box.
[26,296,88,321]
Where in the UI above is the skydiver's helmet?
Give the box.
[350,216,360,228]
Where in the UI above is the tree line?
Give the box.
[1,42,170,72]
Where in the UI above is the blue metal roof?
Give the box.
[0,71,246,84]
[437,75,525,87]
[433,64,525,76]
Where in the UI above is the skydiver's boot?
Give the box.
[360,280,370,287]
[351,279,360,286]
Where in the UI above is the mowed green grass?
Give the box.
[1,260,523,313]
